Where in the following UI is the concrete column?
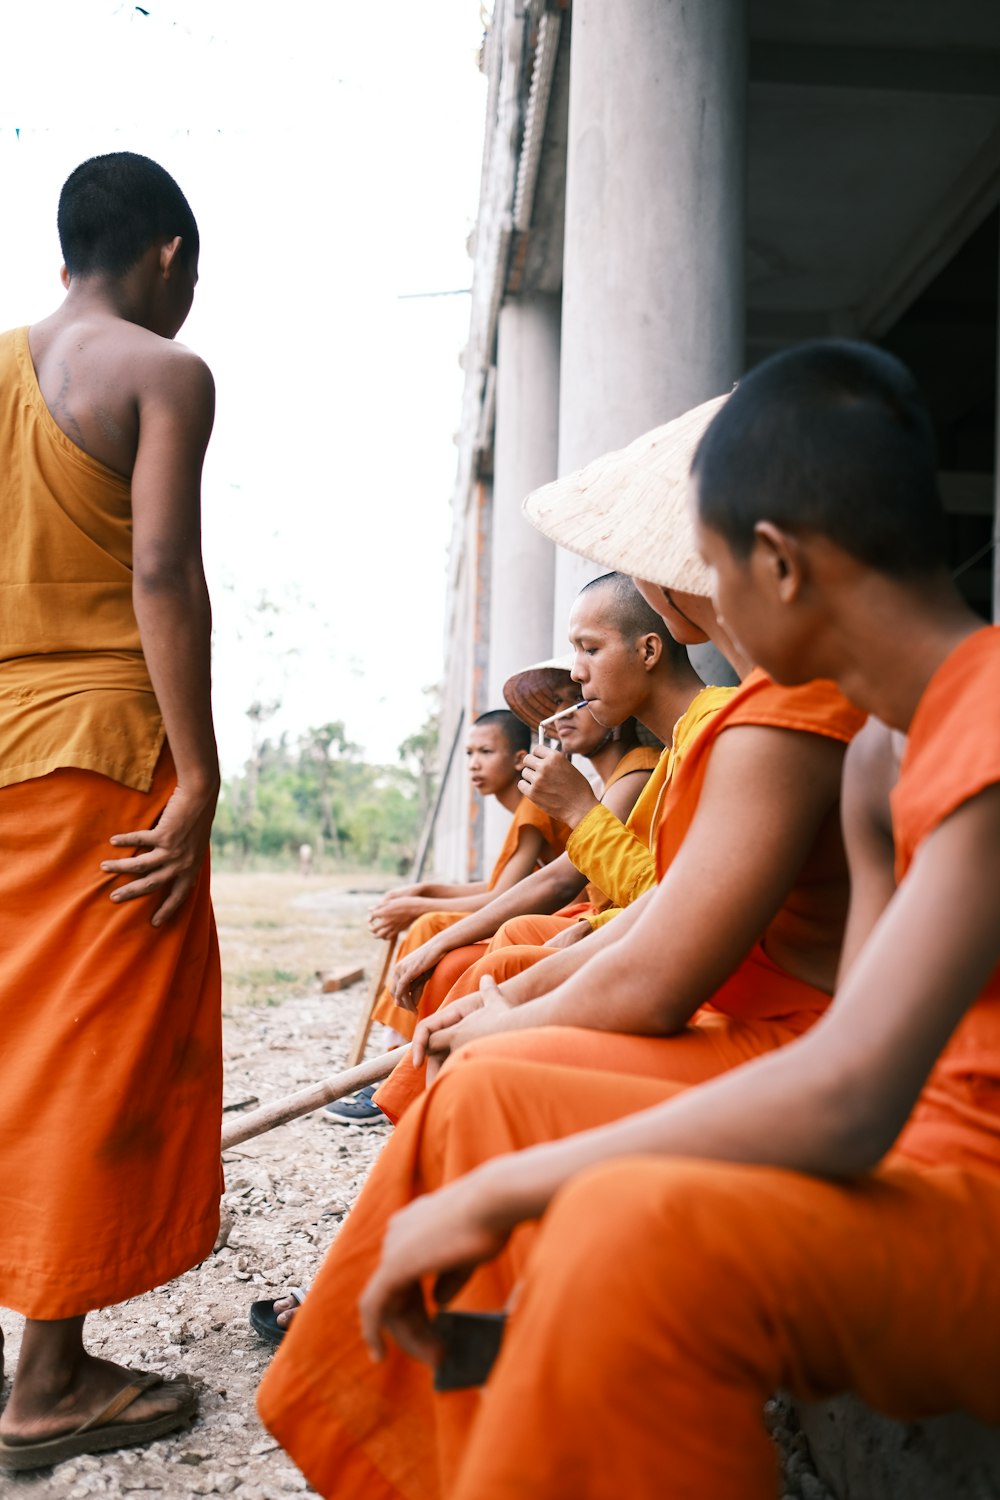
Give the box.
[488,294,561,695]
[484,294,561,873]
[553,0,748,637]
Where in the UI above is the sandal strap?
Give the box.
[73,1372,163,1436]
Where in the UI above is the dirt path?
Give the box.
[1,871,832,1500]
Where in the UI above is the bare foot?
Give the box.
[272,1294,300,1331]
[1,1353,193,1446]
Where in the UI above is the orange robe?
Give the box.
[374,741,668,1045]
[377,673,863,1122]
[371,797,569,1040]
[0,326,221,1319]
[259,631,1000,1500]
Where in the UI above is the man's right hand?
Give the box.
[102,779,218,926]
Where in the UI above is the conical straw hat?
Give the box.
[503,654,575,731]
[522,392,729,596]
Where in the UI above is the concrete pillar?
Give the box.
[488,295,561,696]
[485,294,561,871]
[553,0,748,638]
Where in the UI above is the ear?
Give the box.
[752,521,805,602]
[639,632,663,672]
[513,749,527,772]
[159,235,184,278]
[59,264,71,290]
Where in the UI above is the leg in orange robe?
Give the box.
[371,913,477,1041]
[0,754,222,1319]
[258,1056,682,1500]
[450,1153,1000,1499]
[376,942,822,1124]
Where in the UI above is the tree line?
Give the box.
[211,714,438,871]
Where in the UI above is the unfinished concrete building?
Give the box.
[434,0,1000,897]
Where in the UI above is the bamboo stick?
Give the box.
[220,1046,406,1150]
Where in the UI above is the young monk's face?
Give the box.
[691,498,805,682]
[465,726,523,796]
[547,682,608,757]
[567,592,655,728]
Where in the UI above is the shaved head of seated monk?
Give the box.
[256,344,1000,1500]
[384,574,709,1013]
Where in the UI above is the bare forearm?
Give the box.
[496,894,650,1006]
[134,563,218,792]
[425,860,587,955]
[416,880,489,900]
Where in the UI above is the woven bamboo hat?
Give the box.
[522,392,730,596]
[503,654,576,732]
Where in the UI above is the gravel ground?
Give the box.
[0,872,833,1500]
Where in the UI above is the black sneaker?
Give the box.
[323,1083,386,1126]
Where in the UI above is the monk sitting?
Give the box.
[0,154,220,1472]
[382,575,719,1029]
[264,340,1000,1500]
[323,709,570,1123]
[377,451,865,1123]
[253,410,880,1497]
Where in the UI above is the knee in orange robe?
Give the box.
[259,1055,685,1500]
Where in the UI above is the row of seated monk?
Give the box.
[254,338,1000,1500]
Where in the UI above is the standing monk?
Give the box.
[0,153,221,1471]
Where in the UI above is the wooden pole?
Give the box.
[345,710,468,1068]
[345,936,397,1068]
[221,1047,406,1151]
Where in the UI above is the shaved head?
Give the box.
[473,709,531,755]
[579,573,690,667]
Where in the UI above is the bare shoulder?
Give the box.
[708,718,848,799]
[842,718,899,839]
[127,329,214,404]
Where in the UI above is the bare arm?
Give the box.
[388,854,588,1002]
[362,785,1000,1363]
[425,726,847,1055]
[837,720,900,983]
[100,348,218,924]
[391,771,652,1003]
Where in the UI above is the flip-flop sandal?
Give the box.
[0,1371,197,1473]
[249,1286,306,1346]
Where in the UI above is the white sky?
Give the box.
[0,0,487,772]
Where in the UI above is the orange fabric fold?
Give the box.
[0,750,223,1319]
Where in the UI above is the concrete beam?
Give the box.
[750,41,1000,98]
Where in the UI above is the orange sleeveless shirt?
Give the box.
[0,326,163,790]
[893,627,1000,1172]
[656,671,867,1019]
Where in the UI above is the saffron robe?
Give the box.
[0,324,222,1319]
[259,631,1000,1500]
[371,797,570,1039]
[376,674,863,1122]
[373,690,734,1116]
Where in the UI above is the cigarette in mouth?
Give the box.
[537,701,587,744]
